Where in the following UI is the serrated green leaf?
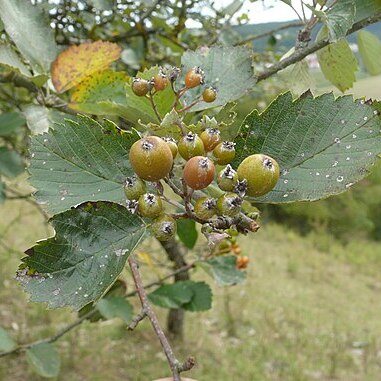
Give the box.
[26,343,60,378]
[0,147,24,178]
[181,46,255,112]
[29,115,139,214]
[316,26,357,92]
[200,255,246,286]
[148,281,193,309]
[19,202,145,310]
[97,296,133,324]
[0,0,58,74]
[0,327,16,351]
[0,111,25,137]
[182,281,212,312]
[176,219,198,249]
[325,0,355,41]
[232,92,381,203]
[358,30,381,76]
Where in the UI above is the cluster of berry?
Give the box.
[125,64,280,262]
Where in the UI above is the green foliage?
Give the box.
[200,255,246,286]
[357,30,381,75]
[354,0,381,22]
[0,146,24,178]
[176,219,198,249]
[232,92,381,203]
[148,280,212,311]
[18,202,145,310]
[181,46,256,112]
[0,327,16,352]
[316,26,358,92]
[0,0,57,74]
[29,115,139,214]
[97,296,133,324]
[26,343,60,378]
[0,111,25,137]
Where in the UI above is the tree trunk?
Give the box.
[160,239,189,340]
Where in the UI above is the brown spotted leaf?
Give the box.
[51,41,122,93]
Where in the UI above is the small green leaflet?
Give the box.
[200,256,246,286]
[148,280,212,311]
[29,115,139,214]
[0,147,24,178]
[97,296,133,324]
[0,111,25,137]
[18,202,145,310]
[26,343,60,378]
[358,31,381,76]
[176,219,198,249]
[232,92,381,203]
[0,327,16,352]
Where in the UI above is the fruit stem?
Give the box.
[149,90,162,123]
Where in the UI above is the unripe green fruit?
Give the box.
[216,193,242,217]
[237,154,280,197]
[129,136,173,181]
[213,141,236,165]
[202,86,217,103]
[200,128,221,151]
[217,164,238,192]
[150,214,177,241]
[183,156,215,190]
[138,193,163,218]
[162,137,178,159]
[194,197,217,220]
[124,176,146,200]
[178,132,205,160]
[131,78,149,96]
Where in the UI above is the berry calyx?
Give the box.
[213,141,236,165]
[237,154,280,197]
[131,78,150,96]
[138,193,163,218]
[178,132,205,160]
[202,86,217,103]
[153,70,168,91]
[216,193,242,217]
[150,214,177,241]
[194,197,217,220]
[185,66,205,88]
[217,164,238,192]
[124,176,147,200]
[129,136,173,181]
[200,128,221,151]
[162,137,178,159]
[183,156,215,190]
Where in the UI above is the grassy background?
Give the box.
[1,194,381,381]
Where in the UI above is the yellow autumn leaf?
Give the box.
[51,41,122,93]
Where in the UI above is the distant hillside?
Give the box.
[233,20,381,52]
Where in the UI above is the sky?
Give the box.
[214,0,313,24]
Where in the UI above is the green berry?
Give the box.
[124,176,146,200]
[194,197,217,220]
[178,132,205,160]
[151,214,177,241]
[138,193,163,218]
[200,128,221,151]
[162,137,178,159]
[237,154,280,197]
[216,193,242,217]
[217,164,238,192]
[213,141,236,165]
